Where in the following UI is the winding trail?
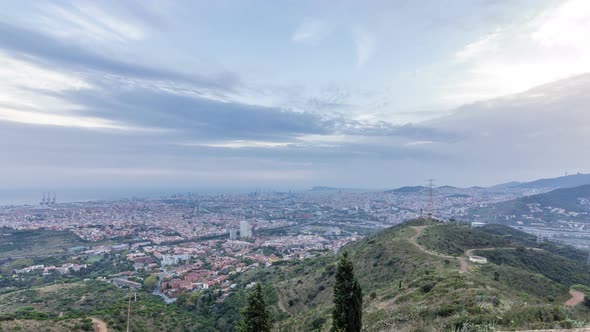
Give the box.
[409,226,586,310]
[91,317,107,332]
[564,289,585,307]
[276,289,289,314]
[409,226,544,274]
[409,226,455,260]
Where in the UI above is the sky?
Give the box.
[1,0,590,198]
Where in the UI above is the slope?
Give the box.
[269,220,590,331]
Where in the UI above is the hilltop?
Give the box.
[256,219,590,331]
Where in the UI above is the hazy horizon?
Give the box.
[2,0,590,192]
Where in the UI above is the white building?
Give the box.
[240,220,252,238]
[161,254,190,266]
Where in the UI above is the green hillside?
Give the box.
[470,185,590,225]
[269,220,590,331]
[0,221,588,331]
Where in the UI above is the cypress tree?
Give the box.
[331,251,362,332]
[237,283,273,332]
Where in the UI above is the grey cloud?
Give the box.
[0,21,238,89]
[41,80,454,144]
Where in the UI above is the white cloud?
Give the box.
[32,2,147,45]
[352,26,376,67]
[531,0,590,49]
[455,31,499,61]
[183,140,291,149]
[292,18,331,44]
[444,0,590,105]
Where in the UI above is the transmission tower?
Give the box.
[427,179,435,218]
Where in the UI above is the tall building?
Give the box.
[240,220,252,238]
[229,229,238,240]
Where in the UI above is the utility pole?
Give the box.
[127,291,132,332]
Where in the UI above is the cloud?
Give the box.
[292,18,332,44]
[531,0,590,49]
[352,26,376,67]
[0,22,238,90]
[445,0,590,104]
[35,2,147,44]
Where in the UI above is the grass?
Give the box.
[268,220,590,331]
[416,224,519,256]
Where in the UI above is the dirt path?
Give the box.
[564,289,585,307]
[409,226,455,260]
[275,288,289,314]
[459,257,468,273]
[409,226,466,273]
[91,317,107,332]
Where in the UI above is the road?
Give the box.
[564,289,585,307]
[410,226,586,308]
[91,317,108,332]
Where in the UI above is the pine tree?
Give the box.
[237,283,273,332]
[331,251,362,332]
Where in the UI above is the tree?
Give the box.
[143,275,158,292]
[584,296,590,308]
[237,283,272,332]
[331,251,362,332]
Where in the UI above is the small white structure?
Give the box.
[471,222,487,228]
[469,256,488,264]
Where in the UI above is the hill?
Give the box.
[470,185,590,226]
[264,220,590,331]
[496,173,590,190]
[385,186,427,193]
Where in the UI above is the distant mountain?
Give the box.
[493,173,590,190]
[310,186,340,191]
[309,186,362,192]
[470,184,590,225]
[385,185,427,193]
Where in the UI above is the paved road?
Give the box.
[465,247,544,256]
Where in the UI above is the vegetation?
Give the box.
[331,251,362,332]
[474,248,590,286]
[236,283,272,332]
[271,220,590,331]
[416,224,517,256]
[0,220,588,331]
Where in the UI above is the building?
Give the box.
[110,278,141,289]
[240,220,252,238]
[229,229,238,240]
[468,256,488,264]
[471,222,487,228]
[161,254,190,266]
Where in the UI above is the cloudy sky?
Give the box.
[1,0,590,196]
